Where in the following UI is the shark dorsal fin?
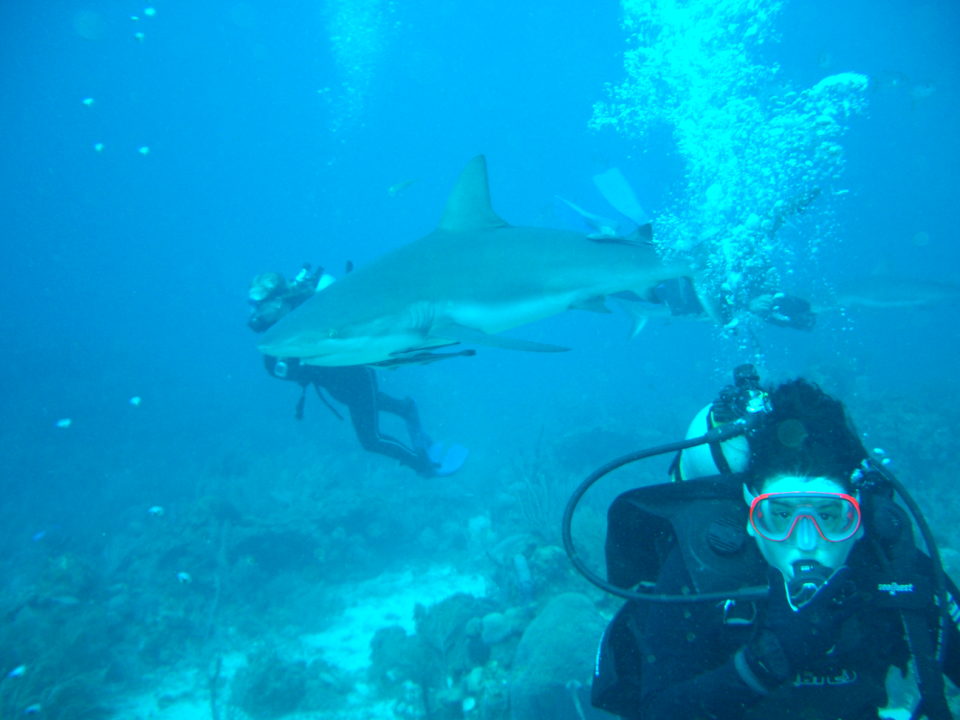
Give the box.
[438,155,510,233]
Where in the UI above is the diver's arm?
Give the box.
[638,547,765,719]
[640,653,766,720]
[939,573,960,686]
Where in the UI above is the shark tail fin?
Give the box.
[689,276,727,325]
[612,296,652,338]
[438,155,511,233]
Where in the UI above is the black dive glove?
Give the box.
[742,566,861,688]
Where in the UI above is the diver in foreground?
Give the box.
[248,265,468,478]
[566,367,960,719]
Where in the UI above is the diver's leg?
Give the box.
[377,385,468,478]
[377,392,431,452]
[345,370,434,476]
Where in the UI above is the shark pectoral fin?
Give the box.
[438,156,511,233]
[430,323,569,353]
[570,296,612,314]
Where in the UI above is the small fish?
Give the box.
[8,666,26,678]
[387,178,420,197]
[93,143,104,152]
[24,705,41,715]
[874,71,910,93]
[31,531,45,542]
[873,448,885,455]
[144,7,157,17]
[817,48,832,71]
[134,31,145,42]
[911,80,936,102]
[82,97,94,106]
[56,419,72,428]
[138,146,150,155]
[147,506,164,517]
[177,572,192,584]
[129,396,142,406]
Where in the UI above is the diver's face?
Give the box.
[746,475,863,580]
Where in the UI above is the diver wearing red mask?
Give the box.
[591,377,960,720]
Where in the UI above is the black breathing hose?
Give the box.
[561,419,771,603]
[561,422,948,618]
[871,462,949,665]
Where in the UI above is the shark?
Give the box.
[257,155,695,366]
[834,275,960,310]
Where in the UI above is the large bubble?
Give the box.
[592,0,868,327]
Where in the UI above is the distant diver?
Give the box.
[556,170,817,333]
[651,277,817,331]
[248,264,468,478]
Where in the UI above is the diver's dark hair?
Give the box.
[747,379,866,493]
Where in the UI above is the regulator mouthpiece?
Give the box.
[788,560,832,609]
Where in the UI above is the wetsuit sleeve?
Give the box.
[638,548,764,719]
[595,602,764,720]
[641,654,765,720]
[939,573,960,687]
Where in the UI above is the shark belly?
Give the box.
[299,330,439,366]
[444,292,584,336]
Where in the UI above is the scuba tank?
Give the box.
[670,364,769,481]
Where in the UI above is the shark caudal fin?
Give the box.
[438,155,511,233]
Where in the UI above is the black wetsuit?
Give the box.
[593,484,960,719]
[263,355,434,476]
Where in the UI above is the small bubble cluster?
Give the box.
[324,0,396,131]
[592,0,868,322]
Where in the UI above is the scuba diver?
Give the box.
[649,277,817,331]
[247,265,468,478]
[563,366,960,719]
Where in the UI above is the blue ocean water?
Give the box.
[0,0,958,717]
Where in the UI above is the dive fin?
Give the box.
[430,323,569,353]
[437,444,468,476]
[426,442,468,477]
[438,156,511,233]
[570,296,612,314]
[554,196,620,238]
[593,167,651,226]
